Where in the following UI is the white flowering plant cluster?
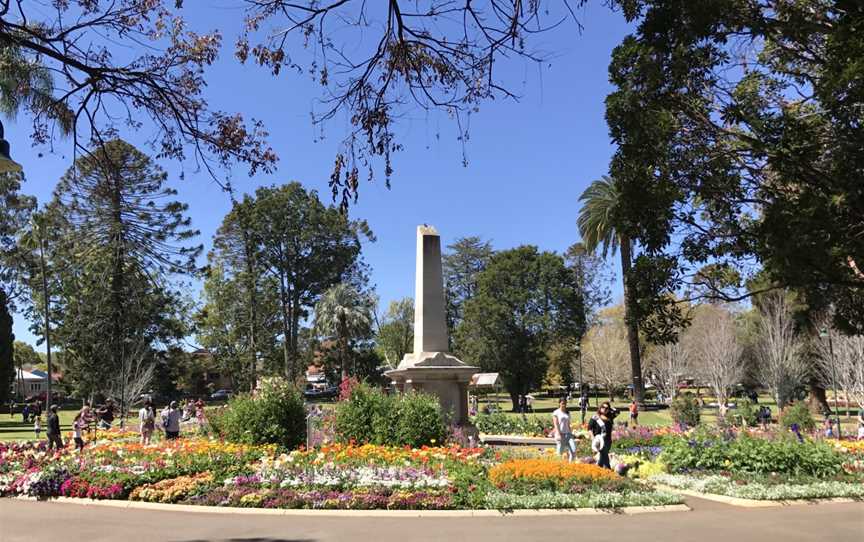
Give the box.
[651,473,864,500]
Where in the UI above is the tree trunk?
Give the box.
[509,390,520,413]
[340,318,349,381]
[277,270,292,378]
[808,380,830,414]
[290,292,302,384]
[242,232,257,392]
[619,235,644,405]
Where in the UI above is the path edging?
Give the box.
[16,496,691,517]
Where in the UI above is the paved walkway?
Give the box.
[1,497,862,542]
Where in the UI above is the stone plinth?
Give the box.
[386,225,477,425]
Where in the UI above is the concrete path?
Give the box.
[1,496,862,542]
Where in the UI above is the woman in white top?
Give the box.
[552,398,576,462]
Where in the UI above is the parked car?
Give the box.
[210,389,232,401]
[303,385,339,401]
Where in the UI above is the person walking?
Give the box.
[629,400,639,427]
[97,399,115,430]
[552,398,576,462]
[579,389,590,425]
[161,401,182,440]
[33,415,42,439]
[589,402,615,469]
[138,400,156,445]
[46,405,64,450]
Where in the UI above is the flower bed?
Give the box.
[651,473,864,501]
[485,458,679,508]
[0,433,677,510]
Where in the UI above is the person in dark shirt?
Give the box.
[97,399,115,429]
[46,405,64,450]
[588,401,615,469]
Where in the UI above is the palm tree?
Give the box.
[313,283,374,381]
[577,175,645,404]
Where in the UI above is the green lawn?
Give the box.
[1,408,77,442]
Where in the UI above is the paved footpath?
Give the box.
[1,497,862,542]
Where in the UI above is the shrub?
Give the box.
[471,412,552,436]
[334,384,447,447]
[670,393,701,427]
[779,401,816,432]
[393,392,448,447]
[722,401,760,428]
[217,378,306,449]
[333,384,392,444]
[660,429,844,477]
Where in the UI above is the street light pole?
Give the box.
[33,219,53,412]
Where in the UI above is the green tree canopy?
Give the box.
[605,0,864,334]
[456,246,582,411]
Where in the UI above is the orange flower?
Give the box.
[488,459,618,487]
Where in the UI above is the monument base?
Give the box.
[385,362,476,425]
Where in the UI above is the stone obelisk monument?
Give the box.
[385,225,477,424]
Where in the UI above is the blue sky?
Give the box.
[6,3,634,351]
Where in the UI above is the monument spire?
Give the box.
[386,225,477,424]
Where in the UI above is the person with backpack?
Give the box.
[139,400,156,444]
[589,402,616,469]
[161,401,182,440]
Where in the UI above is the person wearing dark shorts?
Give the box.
[46,405,64,450]
[162,401,182,439]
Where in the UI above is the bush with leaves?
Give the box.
[723,401,760,428]
[660,429,844,477]
[470,412,552,436]
[779,402,816,433]
[670,393,701,427]
[216,378,306,449]
[334,384,447,447]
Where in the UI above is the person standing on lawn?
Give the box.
[579,388,589,425]
[139,400,156,445]
[552,398,576,462]
[589,402,615,469]
[71,411,86,451]
[161,401,182,440]
[46,405,64,450]
[629,400,639,427]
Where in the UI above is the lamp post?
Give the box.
[0,120,23,174]
[819,328,842,438]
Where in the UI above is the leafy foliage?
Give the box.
[334,384,447,448]
[471,412,552,437]
[779,402,817,433]
[215,378,306,450]
[669,393,701,427]
[660,430,844,478]
[605,0,864,333]
[456,246,582,410]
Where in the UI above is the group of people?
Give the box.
[552,398,617,468]
[29,397,204,451]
